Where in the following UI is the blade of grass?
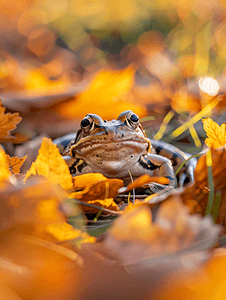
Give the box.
[187,122,202,148]
[205,150,215,215]
[212,190,221,223]
[169,96,221,140]
[128,169,135,204]
[175,153,202,175]
[154,110,175,140]
[93,181,110,222]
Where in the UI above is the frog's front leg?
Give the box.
[150,140,197,186]
[132,153,176,194]
[63,155,93,175]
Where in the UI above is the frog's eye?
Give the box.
[127,113,139,128]
[80,116,94,132]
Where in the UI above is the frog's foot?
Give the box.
[144,183,175,195]
[178,157,197,187]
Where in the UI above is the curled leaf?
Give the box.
[6,155,27,174]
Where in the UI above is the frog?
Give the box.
[54,110,197,193]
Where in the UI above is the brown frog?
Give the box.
[55,111,196,193]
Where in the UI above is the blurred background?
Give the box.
[0,0,226,147]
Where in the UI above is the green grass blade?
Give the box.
[205,150,215,215]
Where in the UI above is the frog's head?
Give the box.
[70,111,151,176]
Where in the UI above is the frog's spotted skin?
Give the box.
[54,111,197,192]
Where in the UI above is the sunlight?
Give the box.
[198,77,220,96]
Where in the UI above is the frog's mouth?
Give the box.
[70,135,151,157]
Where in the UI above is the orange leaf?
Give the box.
[46,222,96,243]
[81,198,119,214]
[202,118,226,148]
[70,178,123,201]
[5,155,27,174]
[72,173,107,190]
[0,100,21,141]
[25,137,73,190]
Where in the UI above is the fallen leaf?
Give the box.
[0,146,11,185]
[70,178,123,201]
[72,173,107,190]
[203,118,226,148]
[0,100,22,141]
[6,155,27,174]
[46,222,96,243]
[25,137,73,190]
[181,147,226,229]
[80,198,119,214]
[96,196,220,268]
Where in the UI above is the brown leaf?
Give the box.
[6,155,27,174]
[0,100,21,140]
[80,198,119,214]
[181,148,226,226]
[97,195,220,268]
[70,178,124,201]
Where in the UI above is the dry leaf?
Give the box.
[46,222,96,243]
[72,173,107,190]
[181,147,226,217]
[80,198,119,214]
[98,196,220,267]
[70,178,123,201]
[0,146,12,185]
[25,137,73,190]
[203,118,226,148]
[6,155,27,174]
[0,100,21,141]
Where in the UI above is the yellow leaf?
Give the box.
[202,118,226,148]
[0,100,21,141]
[46,222,96,243]
[5,155,27,174]
[0,146,11,184]
[25,137,73,190]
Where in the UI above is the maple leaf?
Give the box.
[202,118,226,148]
[25,137,73,190]
[5,154,27,174]
[0,100,22,141]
